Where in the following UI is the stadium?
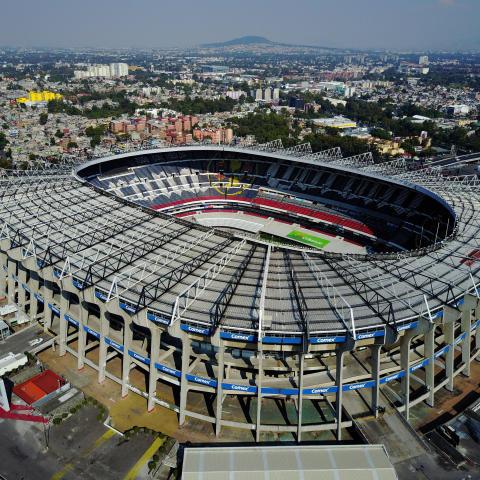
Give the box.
[1,142,480,441]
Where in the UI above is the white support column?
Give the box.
[400,329,417,421]
[58,292,69,357]
[424,325,435,407]
[460,295,477,377]
[42,280,53,331]
[215,343,225,437]
[17,268,27,313]
[297,354,305,441]
[7,259,16,303]
[0,252,7,296]
[370,344,381,417]
[121,321,133,397]
[461,308,472,377]
[147,327,161,412]
[77,303,88,370]
[98,309,109,384]
[443,321,455,392]
[29,277,39,322]
[179,334,191,425]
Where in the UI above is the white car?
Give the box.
[28,338,43,347]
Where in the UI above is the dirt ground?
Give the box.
[38,346,182,438]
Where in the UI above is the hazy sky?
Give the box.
[0,0,479,51]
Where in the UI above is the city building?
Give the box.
[225,90,244,100]
[419,55,429,65]
[74,63,129,79]
[398,62,429,75]
[109,62,129,77]
[252,87,280,103]
[312,116,357,129]
[109,114,199,144]
[447,104,470,116]
[16,90,63,106]
[201,65,229,74]
[193,127,233,144]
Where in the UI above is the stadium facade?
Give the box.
[1,142,480,440]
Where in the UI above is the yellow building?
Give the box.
[312,117,357,129]
[374,140,405,156]
[17,90,63,104]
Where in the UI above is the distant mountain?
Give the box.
[201,36,275,48]
[199,36,352,53]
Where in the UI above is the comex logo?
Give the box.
[313,337,336,343]
[383,374,400,383]
[159,366,177,376]
[186,325,208,334]
[230,385,251,391]
[347,383,367,390]
[230,333,252,340]
[193,376,212,385]
[309,388,332,394]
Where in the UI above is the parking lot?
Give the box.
[0,404,168,480]
[0,324,53,357]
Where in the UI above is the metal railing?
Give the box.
[170,239,247,326]
[303,252,356,339]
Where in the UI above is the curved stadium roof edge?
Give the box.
[74,145,456,219]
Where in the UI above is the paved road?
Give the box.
[351,389,478,479]
[0,324,53,357]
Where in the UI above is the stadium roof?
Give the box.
[1,144,479,340]
[181,444,398,480]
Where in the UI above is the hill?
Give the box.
[201,36,274,48]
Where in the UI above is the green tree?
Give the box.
[370,128,391,140]
[90,136,101,148]
[0,132,8,151]
[304,132,376,159]
[230,112,290,143]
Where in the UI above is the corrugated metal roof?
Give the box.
[182,444,398,480]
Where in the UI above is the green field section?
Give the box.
[286,230,331,249]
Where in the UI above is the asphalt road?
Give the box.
[0,324,52,357]
[0,418,53,480]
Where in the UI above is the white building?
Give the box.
[419,55,429,65]
[225,90,244,100]
[110,63,129,77]
[253,87,280,103]
[447,104,470,116]
[74,63,129,79]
